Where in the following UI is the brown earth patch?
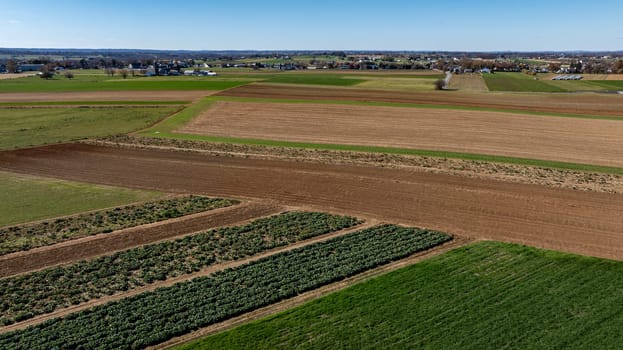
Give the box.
[218,83,623,116]
[87,136,623,194]
[0,144,622,261]
[581,74,623,81]
[0,73,36,80]
[0,90,214,102]
[0,200,281,278]
[178,101,623,168]
[449,73,489,91]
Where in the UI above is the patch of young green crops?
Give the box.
[0,106,180,150]
[0,212,360,325]
[0,75,249,92]
[0,225,450,349]
[184,241,623,350]
[483,73,568,92]
[0,195,236,255]
[265,75,363,86]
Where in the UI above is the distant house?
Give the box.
[18,64,44,72]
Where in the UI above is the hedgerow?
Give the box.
[0,225,451,349]
[0,211,360,325]
[0,195,236,255]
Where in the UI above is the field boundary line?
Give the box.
[0,217,378,333]
[152,236,473,349]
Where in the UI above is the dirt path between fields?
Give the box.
[0,90,214,102]
[0,144,621,261]
[0,200,282,278]
[218,83,623,116]
[152,236,472,349]
[179,101,623,168]
[0,220,377,333]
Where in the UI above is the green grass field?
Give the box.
[179,241,623,350]
[483,73,568,92]
[0,75,249,93]
[264,74,363,86]
[0,171,161,227]
[0,106,179,149]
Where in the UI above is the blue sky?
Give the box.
[1,0,622,51]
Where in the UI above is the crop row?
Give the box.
[0,211,360,325]
[0,195,237,255]
[0,224,452,349]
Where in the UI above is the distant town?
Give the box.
[1,49,622,76]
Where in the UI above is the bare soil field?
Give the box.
[581,74,623,81]
[179,101,623,167]
[89,136,623,194]
[449,73,489,91]
[0,90,213,102]
[0,73,36,80]
[0,200,281,278]
[218,83,623,116]
[1,144,622,261]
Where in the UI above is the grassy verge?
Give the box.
[0,171,161,227]
[0,106,180,150]
[179,241,623,350]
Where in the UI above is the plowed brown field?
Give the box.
[1,144,622,260]
[0,91,213,102]
[180,101,623,167]
[218,83,623,116]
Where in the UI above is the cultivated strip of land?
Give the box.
[218,83,623,116]
[1,144,620,260]
[0,220,377,333]
[0,200,280,277]
[180,241,623,350]
[0,212,360,326]
[177,100,623,168]
[89,136,623,194]
[0,195,235,256]
[156,236,470,349]
[0,225,451,348]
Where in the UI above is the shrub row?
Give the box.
[0,224,451,349]
[0,195,237,255]
[0,211,360,325]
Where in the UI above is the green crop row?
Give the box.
[0,212,360,325]
[0,195,236,255]
[0,225,451,349]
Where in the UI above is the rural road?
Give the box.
[1,143,622,260]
